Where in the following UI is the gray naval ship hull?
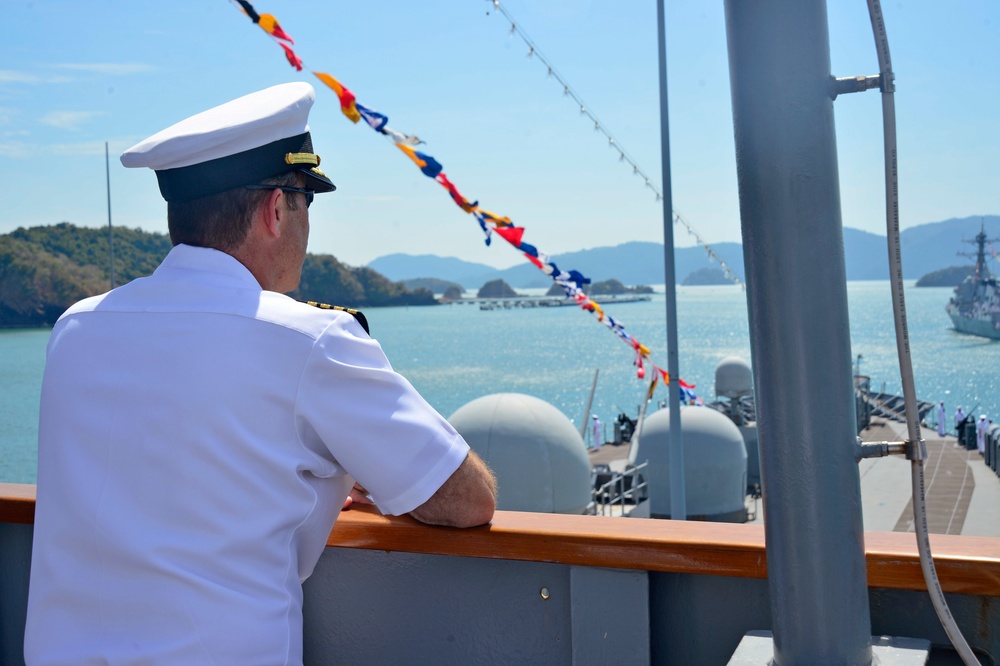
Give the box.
[945,225,1000,340]
[948,312,1000,340]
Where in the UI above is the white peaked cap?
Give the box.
[121,82,335,201]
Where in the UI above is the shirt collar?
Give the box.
[156,244,262,290]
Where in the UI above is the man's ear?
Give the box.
[259,187,286,239]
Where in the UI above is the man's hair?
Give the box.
[167,171,302,250]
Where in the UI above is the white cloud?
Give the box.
[0,139,117,158]
[343,195,402,203]
[0,64,152,85]
[0,70,45,84]
[0,141,34,158]
[40,111,105,131]
[52,63,155,76]
[49,141,113,156]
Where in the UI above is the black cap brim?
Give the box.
[299,166,336,194]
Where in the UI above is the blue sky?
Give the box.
[1,1,997,269]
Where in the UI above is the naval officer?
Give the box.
[25,82,496,665]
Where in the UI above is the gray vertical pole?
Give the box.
[656,0,685,520]
[105,141,115,290]
[722,1,872,664]
[580,369,599,440]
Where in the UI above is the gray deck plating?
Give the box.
[590,417,1000,537]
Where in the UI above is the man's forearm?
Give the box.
[409,451,497,528]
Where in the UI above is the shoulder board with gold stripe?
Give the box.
[304,301,370,335]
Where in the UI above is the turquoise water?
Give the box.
[1,328,48,484]
[3,281,998,484]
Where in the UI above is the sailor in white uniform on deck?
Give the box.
[936,401,947,437]
[977,415,989,455]
[24,82,496,666]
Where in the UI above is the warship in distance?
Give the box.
[946,225,1000,340]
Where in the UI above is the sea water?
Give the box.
[3,281,998,484]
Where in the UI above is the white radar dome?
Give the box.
[448,393,592,514]
[715,356,754,398]
[640,406,747,522]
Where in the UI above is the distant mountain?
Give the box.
[367,215,1000,288]
[844,215,1000,281]
[487,241,746,290]
[899,215,1000,276]
[368,241,745,290]
[842,227,892,280]
[367,254,497,286]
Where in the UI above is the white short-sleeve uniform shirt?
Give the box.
[25,244,469,665]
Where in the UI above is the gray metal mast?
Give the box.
[105,141,116,290]
[722,1,872,663]
[655,0,685,520]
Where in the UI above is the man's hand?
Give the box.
[342,482,373,510]
[408,451,497,528]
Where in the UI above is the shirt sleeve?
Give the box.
[294,314,470,516]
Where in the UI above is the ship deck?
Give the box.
[590,417,1000,537]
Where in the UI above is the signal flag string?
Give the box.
[228,0,701,400]
[485,0,743,289]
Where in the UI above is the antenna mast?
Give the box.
[105,142,115,289]
[957,221,999,279]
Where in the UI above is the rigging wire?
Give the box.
[865,1,980,663]
[485,0,743,288]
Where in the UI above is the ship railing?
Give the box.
[590,461,650,517]
[855,389,904,423]
[3,483,1000,663]
[854,387,934,424]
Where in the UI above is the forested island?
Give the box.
[400,277,464,295]
[682,268,732,286]
[0,223,436,328]
[545,278,653,297]
[914,265,973,287]
[478,279,519,298]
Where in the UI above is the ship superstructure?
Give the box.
[946,226,1000,340]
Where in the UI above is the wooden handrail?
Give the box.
[0,483,36,525]
[330,504,769,579]
[4,483,999,596]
